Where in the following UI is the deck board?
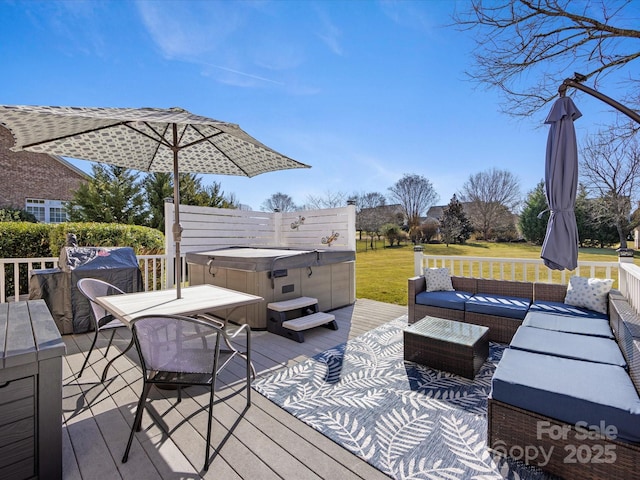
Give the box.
[61,298,407,479]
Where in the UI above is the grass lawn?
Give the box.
[355,240,630,306]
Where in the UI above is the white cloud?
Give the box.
[379,0,437,32]
[135,1,242,59]
[313,6,344,56]
[135,0,317,92]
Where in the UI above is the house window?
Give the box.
[25,199,68,223]
[49,207,66,223]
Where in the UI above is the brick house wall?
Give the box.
[0,126,88,209]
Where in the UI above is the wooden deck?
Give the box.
[61,298,407,480]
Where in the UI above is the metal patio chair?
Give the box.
[76,277,127,378]
[122,314,252,471]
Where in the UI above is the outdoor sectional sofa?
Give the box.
[408,274,640,479]
[408,275,535,343]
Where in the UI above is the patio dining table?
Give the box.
[93,284,263,380]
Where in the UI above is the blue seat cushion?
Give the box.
[529,300,608,320]
[415,290,472,311]
[491,349,640,443]
[465,293,530,320]
[523,311,613,338]
[510,326,626,368]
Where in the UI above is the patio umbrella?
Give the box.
[0,105,310,298]
[540,96,582,271]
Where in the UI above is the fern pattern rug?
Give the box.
[253,316,554,480]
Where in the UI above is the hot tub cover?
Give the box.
[186,247,355,272]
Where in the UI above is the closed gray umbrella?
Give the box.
[0,105,310,297]
[540,96,582,271]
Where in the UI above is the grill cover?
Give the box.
[30,246,143,334]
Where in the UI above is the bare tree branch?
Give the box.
[453,0,640,117]
[459,168,521,239]
[580,130,640,247]
[388,173,439,231]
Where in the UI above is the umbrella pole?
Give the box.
[172,124,183,299]
[560,76,640,125]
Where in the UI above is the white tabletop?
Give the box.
[94,284,263,326]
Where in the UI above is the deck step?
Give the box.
[283,312,336,331]
[268,297,318,312]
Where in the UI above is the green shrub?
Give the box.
[0,207,38,223]
[48,223,165,256]
[1,222,164,300]
[0,222,52,258]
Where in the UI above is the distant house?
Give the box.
[0,126,89,223]
[425,205,445,221]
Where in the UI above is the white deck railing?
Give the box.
[414,251,616,284]
[0,254,185,303]
[618,262,640,314]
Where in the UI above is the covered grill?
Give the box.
[186,246,355,329]
[29,246,143,334]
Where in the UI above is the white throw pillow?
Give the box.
[564,276,613,314]
[424,267,454,292]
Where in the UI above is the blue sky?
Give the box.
[0,0,621,211]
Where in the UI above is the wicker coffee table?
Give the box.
[404,316,489,379]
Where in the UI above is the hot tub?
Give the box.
[186,247,355,329]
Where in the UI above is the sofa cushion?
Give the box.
[415,290,472,311]
[465,293,530,320]
[491,349,640,443]
[522,311,614,338]
[510,326,626,367]
[529,300,608,320]
[564,276,613,315]
[424,267,454,292]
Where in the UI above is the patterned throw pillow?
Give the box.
[564,276,613,314]
[424,267,454,292]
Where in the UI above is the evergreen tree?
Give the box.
[440,212,462,247]
[66,164,148,224]
[143,173,173,230]
[440,194,473,244]
[519,181,548,245]
[143,173,236,231]
[574,184,592,247]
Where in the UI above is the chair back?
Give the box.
[77,278,125,327]
[131,315,222,375]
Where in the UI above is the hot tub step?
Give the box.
[283,312,336,331]
[267,297,318,312]
[267,297,338,342]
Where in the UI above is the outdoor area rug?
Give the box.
[253,316,555,480]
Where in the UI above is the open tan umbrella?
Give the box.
[0,105,310,297]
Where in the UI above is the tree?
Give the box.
[418,218,440,244]
[261,193,297,212]
[440,194,474,244]
[304,191,348,209]
[143,173,173,230]
[143,173,235,231]
[580,131,640,248]
[66,164,148,224]
[459,169,521,240]
[388,174,439,237]
[381,223,407,247]
[353,192,390,245]
[491,204,520,242]
[201,182,237,209]
[454,0,640,118]
[574,184,593,247]
[519,181,549,245]
[0,207,37,223]
[439,213,462,247]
